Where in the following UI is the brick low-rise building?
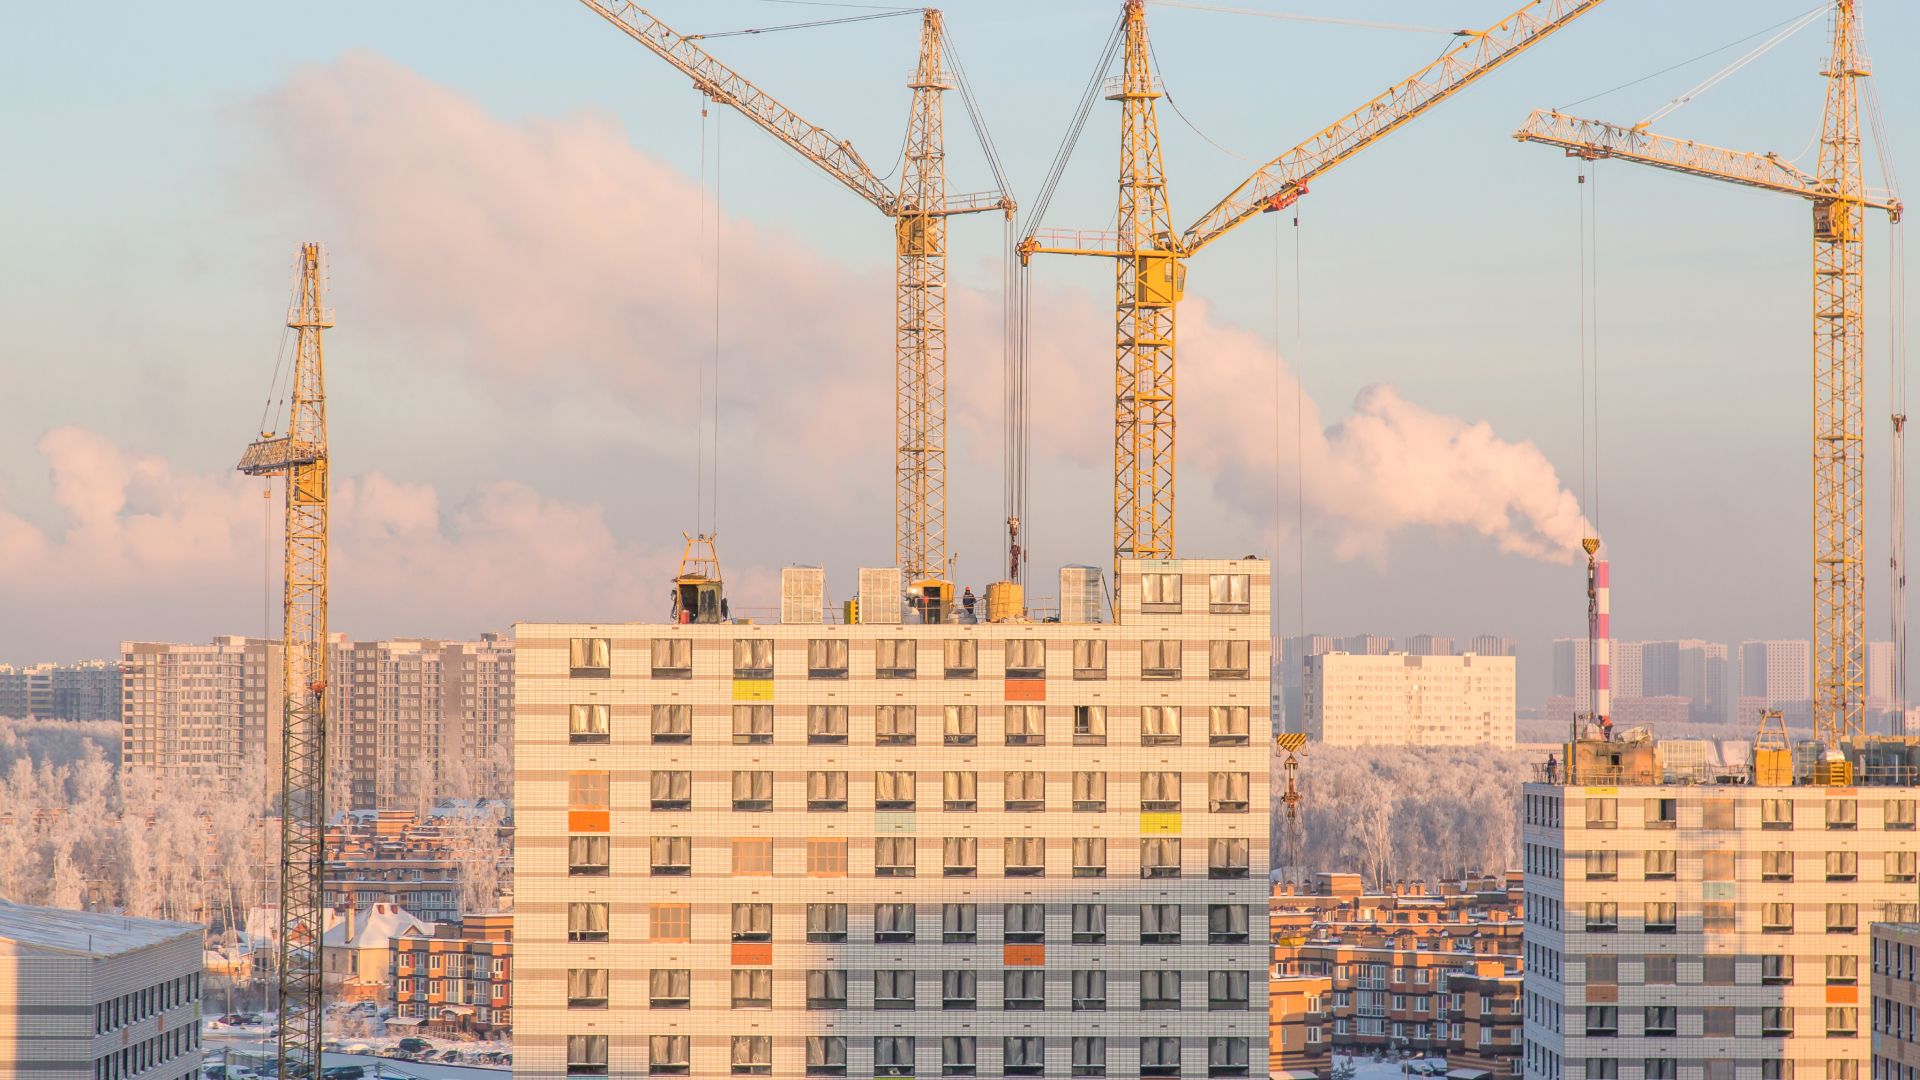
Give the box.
[390,912,513,1040]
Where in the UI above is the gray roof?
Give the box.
[0,900,200,957]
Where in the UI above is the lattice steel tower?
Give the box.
[897,11,952,589]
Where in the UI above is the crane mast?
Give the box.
[1022,0,1608,578]
[1514,0,1901,748]
[237,242,331,1080]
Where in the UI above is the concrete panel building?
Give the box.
[0,900,203,1080]
[1872,923,1920,1080]
[330,633,515,811]
[513,558,1271,1080]
[1520,740,1920,1080]
[1304,653,1516,747]
[119,636,280,792]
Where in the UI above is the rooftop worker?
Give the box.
[1544,753,1558,785]
[961,587,976,616]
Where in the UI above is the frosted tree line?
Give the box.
[1275,745,1536,888]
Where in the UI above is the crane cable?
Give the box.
[1146,0,1456,36]
[686,8,921,40]
[1637,2,1831,129]
[1554,3,1830,115]
[1862,7,1908,724]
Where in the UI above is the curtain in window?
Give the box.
[944,1037,977,1069]
[875,1037,915,1070]
[806,969,847,1006]
[731,969,772,1005]
[1005,837,1045,873]
[733,771,772,805]
[1005,903,1045,938]
[1210,773,1249,811]
[733,1037,771,1070]
[1208,970,1248,1007]
[651,705,690,739]
[1005,706,1045,742]
[569,902,608,936]
[876,904,916,938]
[1141,903,1181,939]
[1074,1037,1107,1070]
[1142,640,1181,674]
[1209,706,1248,742]
[650,1036,689,1069]
[1209,572,1249,608]
[1142,706,1181,742]
[807,1038,846,1071]
[1141,771,1181,809]
[1073,639,1107,674]
[807,904,847,939]
[1074,772,1107,805]
[650,836,690,870]
[944,705,977,741]
[943,970,976,1003]
[808,771,847,804]
[875,771,915,806]
[1073,971,1108,1008]
[877,639,917,672]
[570,704,609,736]
[1210,837,1249,876]
[944,771,977,805]
[944,837,977,873]
[732,903,771,939]
[1004,970,1044,1005]
[733,639,773,673]
[944,903,978,937]
[877,705,916,741]
[570,638,611,669]
[1141,838,1182,876]
[568,836,609,871]
[1073,837,1107,875]
[1209,1038,1249,1070]
[569,1035,609,1067]
[876,837,916,874]
[1004,1037,1044,1069]
[1208,639,1249,675]
[567,968,609,1003]
[808,705,847,738]
[652,771,692,804]
[1140,1038,1181,1069]
[652,638,691,670]
[808,639,849,672]
[1073,903,1106,939]
[944,638,977,672]
[732,705,772,741]
[1208,905,1248,940]
[1006,771,1046,805]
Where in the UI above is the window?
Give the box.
[725,836,771,878]
[943,1037,978,1078]
[649,968,690,1008]
[1074,639,1108,679]
[1585,850,1618,880]
[942,969,977,1010]
[733,639,773,678]
[1643,1006,1676,1036]
[1073,903,1107,944]
[807,903,847,943]
[732,704,772,744]
[1827,850,1857,881]
[1208,837,1249,879]
[808,639,849,678]
[569,703,609,742]
[652,770,692,810]
[1585,902,1618,932]
[1644,902,1676,933]
[1209,573,1250,613]
[732,903,772,942]
[944,705,977,745]
[570,637,611,676]
[651,836,692,875]
[1761,1063,1793,1080]
[1209,773,1249,813]
[1074,705,1108,745]
[651,638,692,678]
[1890,851,1918,882]
[1827,1007,1857,1035]
[570,770,610,817]
[1062,969,1110,1015]
[1829,1063,1857,1080]
[1073,837,1107,877]
[1209,706,1249,746]
[806,1036,847,1078]
[944,771,978,811]
[650,704,690,743]
[944,903,978,943]
[875,836,917,877]
[1208,1038,1249,1079]
[732,1036,772,1076]
[1827,902,1857,933]
[1142,705,1182,745]
[1828,799,1858,830]
[808,771,848,811]
[943,836,977,876]
[1643,1065,1676,1080]
[876,705,917,745]
[567,968,609,1009]
[1142,640,1183,679]
[1074,1036,1108,1077]
[1585,1061,1618,1080]
[1586,798,1617,829]
[1208,640,1249,679]
[1005,1037,1046,1077]
[1762,954,1795,985]
[1642,849,1676,879]
[1763,850,1794,881]
[875,770,917,811]
[1888,798,1917,830]
[875,1037,915,1078]
[1142,838,1182,879]
[569,835,610,876]
[1073,771,1107,812]
[879,895,921,937]
[649,903,689,942]
[1141,771,1182,811]
[1762,798,1795,829]
[1207,904,1249,944]
[1585,1006,1617,1035]
[649,1036,690,1076]
[1644,797,1677,827]
[1887,901,1920,922]
[807,838,847,877]
[1141,1037,1182,1077]
[567,1034,609,1076]
[1006,771,1047,811]
[944,639,978,678]
[1005,903,1046,942]
[1760,1007,1793,1036]
[1764,902,1795,932]
[807,704,848,744]
[732,969,772,1009]
[874,969,915,1009]
[1208,970,1249,1011]
[1702,1007,1735,1036]
[1644,955,1677,984]
[1142,572,1182,612]
[732,770,772,811]
[1005,969,1046,1010]
[569,901,609,942]
[1005,836,1046,876]
[1005,705,1046,745]
[1005,639,1046,678]
[877,639,917,679]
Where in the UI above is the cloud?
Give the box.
[254,52,1586,567]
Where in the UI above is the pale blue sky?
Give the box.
[1,1,1915,706]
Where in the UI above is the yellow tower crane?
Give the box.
[573,3,1013,618]
[1514,0,1902,748]
[237,242,332,1080]
[1021,0,1609,578]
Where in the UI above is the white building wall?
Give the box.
[1305,653,1516,747]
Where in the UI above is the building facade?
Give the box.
[119,636,280,791]
[0,900,204,1080]
[1873,924,1920,1080]
[1739,641,1813,713]
[330,633,515,811]
[1304,653,1516,747]
[1520,741,1920,1080]
[514,558,1272,1079]
[391,912,514,1040]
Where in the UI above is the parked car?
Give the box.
[322,1068,366,1080]
[396,1037,433,1055]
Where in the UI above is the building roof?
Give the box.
[322,903,435,949]
[0,900,200,957]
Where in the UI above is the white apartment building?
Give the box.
[1741,641,1813,709]
[120,636,281,791]
[1303,652,1516,747]
[0,899,204,1080]
[513,558,1272,1080]
[330,633,515,810]
[1520,741,1920,1080]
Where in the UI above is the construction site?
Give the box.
[21,1,1900,1080]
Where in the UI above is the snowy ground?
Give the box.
[1339,1053,1454,1080]
[202,1036,507,1078]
